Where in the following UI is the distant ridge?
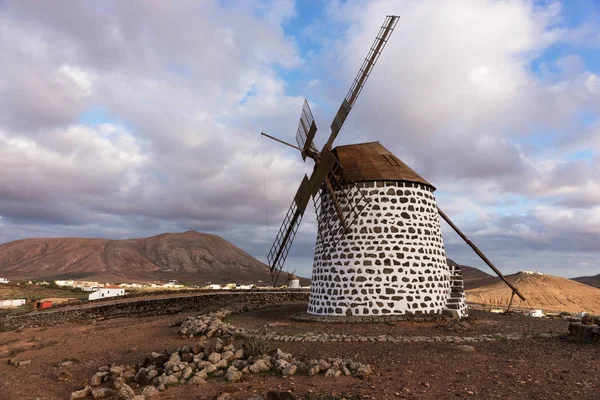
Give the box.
[572,274,600,289]
[0,231,282,285]
[447,258,493,289]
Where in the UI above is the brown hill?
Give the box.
[0,231,279,285]
[466,273,600,314]
[572,274,600,289]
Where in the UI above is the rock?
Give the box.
[195,369,209,379]
[142,385,160,398]
[456,345,476,353]
[234,349,244,359]
[56,370,74,381]
[189,376,207,385]
[158,374,179,387]
[224,369,243,382]
[308,366,320,376]
[282,364,297,376]
[221,350,235,362]
[59,360,74,367]
[204,363,218,374]
[215,393,232,400]
[249,359,271,374]
[70,386,92,400]
[355,364,373,379]
[91,371,109,386]
[266,392,295,400]
[208,352,222,364]
[215,359,229,369]
[92,387,115,399]
[110,365,124,377]
[247,396,264,400]
[117,383,136,400]
[168,351,181,363]
[274,359,290,371]
[324,368,341,378]
[17,359,32,366]
[273,348,293,363]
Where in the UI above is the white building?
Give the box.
[55,280,75,287]
[0,278,9,284]
[207,284,222,290]
[528,309,545,318]
[0,299,26,308]
[238,284,254,290]
[288,277,301,289]
[88,287,125,301]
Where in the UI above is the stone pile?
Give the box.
[71,308,374,400]
[178,309,248,339]
[71,345,373,399]
[569,322,600,343]
[258,331,526,343]
[177,308,536,345]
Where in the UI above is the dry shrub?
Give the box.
[242,336,271,357]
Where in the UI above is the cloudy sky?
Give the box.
[1,0,599,278]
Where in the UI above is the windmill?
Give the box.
[286,269,300,289]
[261,15,525,318]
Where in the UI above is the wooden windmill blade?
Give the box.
[295,100,319,161]
[265,15,400,285]
[323,15,399,152]
[267,149,338,285]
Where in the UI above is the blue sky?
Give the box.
[0,0,599,279]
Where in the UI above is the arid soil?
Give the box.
[1,302,598,400]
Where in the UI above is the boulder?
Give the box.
[249,359,270,374]
[141,385,160,398]
[91,371,110,387]
[354,364,373,379]
[208,352,222,364]
[70,386,92,400]
[224,369,243,382]
[92,387,115,399]
[282,364,297,376]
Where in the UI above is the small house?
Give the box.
[0,299,26,308]
[528,309,545,318]
[88,287,125,301]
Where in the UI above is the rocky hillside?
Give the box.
[466,273,600,314]
[0,231,277,284]
[572,274,600,289]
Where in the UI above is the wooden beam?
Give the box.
[437,207,526,301]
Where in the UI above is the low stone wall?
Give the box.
[0,291,308,332]
[568,322,600,343]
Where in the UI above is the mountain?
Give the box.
[0,231,283,285]
[466,273,600,314]
[572,274,600,289]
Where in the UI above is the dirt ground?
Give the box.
[0,302,598,400]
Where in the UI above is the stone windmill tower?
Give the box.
[262,15,525,319]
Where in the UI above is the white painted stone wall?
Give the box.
[308,181,452,316]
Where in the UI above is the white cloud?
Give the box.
[0,0,598,278]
